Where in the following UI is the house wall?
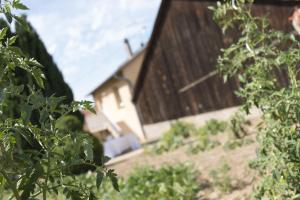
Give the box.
[135,0,293,125]
[98,82,145,141]
[122,51,145,87]
[92,51,146,142]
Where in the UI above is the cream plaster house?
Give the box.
[85,45,146,142]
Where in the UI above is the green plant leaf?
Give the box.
[96,171,104,189]
[14,15,30,31]
[107,169,119,192]
[0,27,8,40]
[7,35,17,46]
[13,1,29,10]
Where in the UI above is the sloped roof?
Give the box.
[132,0,170,102]
[132,0,300,102]
[88,47,145,95]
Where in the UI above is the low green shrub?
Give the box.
[166,120,197,138]
[151,121,197,154]
[199,119,228,136]
[118,164,200,200]
[62,163,200,200]
[223,138,254,151]
[150,120,226,154]
[221,112,254,152]
[210,161,234,194]
[187,119,226,154]
[230,111,251,139]
[188,133,221,154]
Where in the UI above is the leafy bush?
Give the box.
[119,164,200,200]
[223,138,254,151]
[167,120,197,138]
[150,120,226,154]
[222,112,254,151]
[212,0,300,198]
[55,115,106,175]
[187,119,226,154]
[67,164,200,200]
[210,161,234,194]
[0,1,117,199]
[188,132,221,154]
[55,115,82,131]
[151,121,197,154]
[230,111,251,139]
[199,119,227,136]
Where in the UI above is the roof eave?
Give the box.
[132,0,171,102]
[87,47,146,96]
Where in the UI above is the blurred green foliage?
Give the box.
[230,111,251,139]
[151,121,197,154]
[223,138,254,151]
[0,1,113,199]
[56,115,82,132]
[188,119,227,154]
[199,119,227,136]
[188,133,221,154]
[212,0,300,197]
[210,161,234,194]
[67,163,201,200]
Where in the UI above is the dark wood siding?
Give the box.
[136,0,296,125]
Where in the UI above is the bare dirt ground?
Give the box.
[108,117,261,200]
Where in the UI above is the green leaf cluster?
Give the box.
[223,137,254,151]
[188,132,221,154]
[199,119,228,136]
[150,121,197,154]
[209,161,235,194]
[96,163,200,200]
[230,111,251,139]
[0,1,117,199]
[212,0,300,198]
[188,119,227,154]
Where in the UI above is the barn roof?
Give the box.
[132,0,300,102]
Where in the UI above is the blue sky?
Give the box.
[21,0,161,100]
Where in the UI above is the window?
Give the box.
[113,87,124,109]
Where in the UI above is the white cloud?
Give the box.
[24,0,161,100]
[120,0,157,11]
[89,24,145,52]
[90,6,108,31]
[62,66,79,77]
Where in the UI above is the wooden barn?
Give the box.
[132,0,297,127]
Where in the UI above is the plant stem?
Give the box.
[0,170,21,200]
[43,153,51,200]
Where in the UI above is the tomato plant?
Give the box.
[0,1,118,199]
[212,0,300,198]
